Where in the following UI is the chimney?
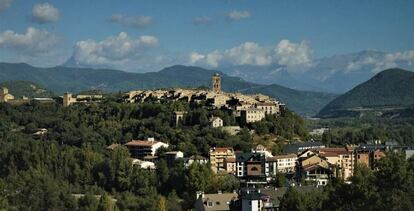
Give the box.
[147,137,155,142]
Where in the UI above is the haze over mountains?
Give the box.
[221,50,414,93]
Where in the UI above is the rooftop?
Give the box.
[211,147,234,153]
[125,140,160,147]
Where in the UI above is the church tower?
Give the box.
[212,73,221,93]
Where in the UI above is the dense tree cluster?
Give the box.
[0,100,304,210]
[279,153,414,211]
[2,100,411,210]
[308,117,414,146]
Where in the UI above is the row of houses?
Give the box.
[210,142,414,186]
[111,137,413,187]
[195,143,414,211]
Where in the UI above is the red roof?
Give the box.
[125,140,158,147]
[317,148,352,156]
[214,147,234,153]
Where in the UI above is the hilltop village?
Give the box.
[121,74,284,125]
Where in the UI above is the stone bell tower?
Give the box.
[212,73,221,93]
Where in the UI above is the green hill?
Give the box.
[0,81,54,98]
[0,63,335,116]
[242,84,337,117]
[318,68,414,118]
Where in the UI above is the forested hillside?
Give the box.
[318,68,414,118]
[0,99,307,210]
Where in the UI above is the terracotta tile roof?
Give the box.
[317,148,352,156]
[125,140,158,147]
[213,147,234,153]
[106,143,121,150]
[270,154,297,160]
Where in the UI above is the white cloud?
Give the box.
[275,40,313,68]
[30,3,60,24]
[0,0,13,12]
[72,32,163,70]
[227,10,251,21]
[346,50,414,73]
[189,40,313,70]
[0,27,59,56]
[193,16,212,25]
[108,14,153,28]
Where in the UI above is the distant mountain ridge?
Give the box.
[317,68,414,118]
[220,50,414,93]
[0,62,336,116]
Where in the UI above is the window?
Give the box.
[207,202,213,207]
[216,202,220,205]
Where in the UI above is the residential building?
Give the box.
[132,159,156,170]
[239,188,265,211]
[283,141,325,154]
[298,154,333,186]
[259,186,319,210]
[106,143,121,150]
[266,154,297,173]
[255,102,279,115]
[33,128,48,136]
[252,145,273,158]
[165,151,184,167]
[210,147,236,173]
[309,128,330,136]
[354,148,386,170]
[194,192,237,211]
[405,148,414,160]
[124,138,169,159]
[316,148,354,180]
[235,152,267,183]
[240,108,266,124]
[210,116,223,128]
[224,157,237,174]
[185,155,209,167]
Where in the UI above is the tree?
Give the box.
[156,196,167,211]
[97,193,116,211]
[78,193,99,211]
[273,173,287,188]
[279,187,306,211]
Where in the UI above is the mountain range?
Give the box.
[221,50,414,93]
[317,68,414,118]
[0,62,336,116]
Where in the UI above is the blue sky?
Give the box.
[1,0,414,72]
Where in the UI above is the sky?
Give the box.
[1,0,414,72]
